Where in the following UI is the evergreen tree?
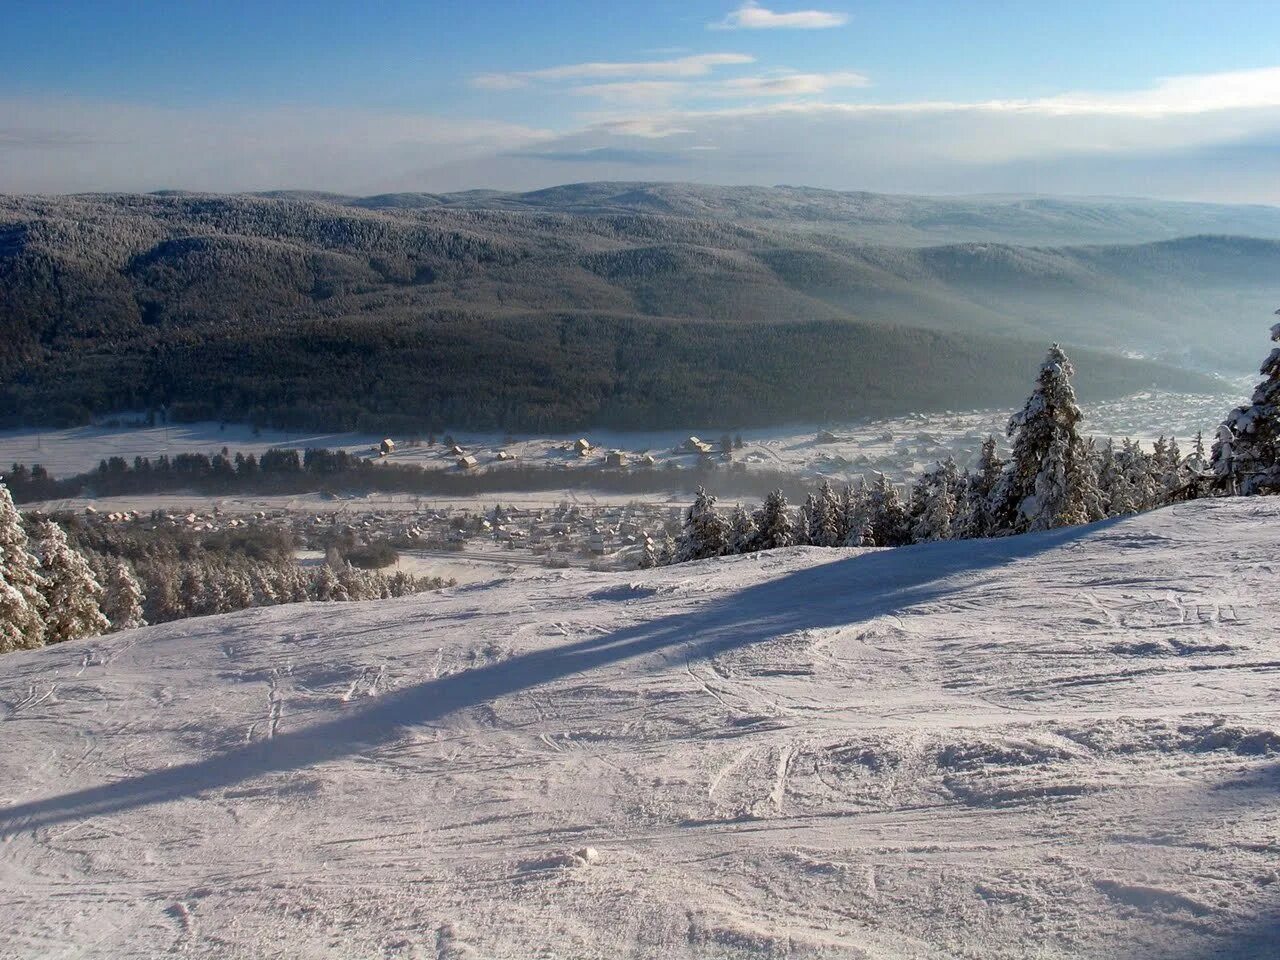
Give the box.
[0,481,46,652]
[674,486,731,562]
[34,520,109,644]
[753,489,797,551]
[1212,317,1280,495]
[1076,438,1107,523]
[990,344,1087,533]
[957,436,1003,538]
[867,473,910,547]
[102,560,146,631]
[729,505,759,555]
[805,480,842,548]
[839,482,870,547]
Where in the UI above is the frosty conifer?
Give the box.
[34,520,109,644]
[674,486,730,562]
[1212,317,1280,495]
[0,481,46,652]
[102,560,146,631]
[753,489,796,551]
[991,344,1087,533]
[805,480,842,548]
[867,474,910,547]
[729,505,759,555]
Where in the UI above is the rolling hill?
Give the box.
[3,186,1275,431]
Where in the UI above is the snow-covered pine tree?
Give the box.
[990,344,1087,533]
[956,436,1003,538]
[102,560,146,631]
[0,481,46,652]
[313,564,343,601]
[674,486,730,562]
[839,482,871,547]
[911,471,955,543]
[1075,438,1107,523]
[805,480,842,547]
[34,520,109,644]
[867,473,910,546]
[1125,440,1160,512]
[1211,317,1280,495]
[753,489,796,551]
[729,505,759,555]
[951,472,978,540]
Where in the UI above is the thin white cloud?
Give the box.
[719,71,870,96]
[470,53,754,90]
[713,1,848,30]
[568,81,691,105]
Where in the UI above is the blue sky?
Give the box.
[4,1,1280,199]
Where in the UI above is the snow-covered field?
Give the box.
[0,384,1246,484]
[2,498,1279,958]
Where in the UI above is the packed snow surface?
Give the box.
[2,498,1279,958]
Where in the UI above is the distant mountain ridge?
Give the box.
[0,186,1267,431]
[252,182,1280,248]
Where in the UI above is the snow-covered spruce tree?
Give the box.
[34,520,109,644]
[1124,440,1160,512]
[1212,318,1280,495]
[729,505,759,555]
[102,560,146,631]
[911,466,957,543]
[956,438,1002,539]
[1076,439,1107,523]
[867,473,910,547]
[989,344,1087,534]
[674,486,731,562]
[753,489,796,551]
[0,481,46,652]
[805,480,842,548]
[839,482,872,547]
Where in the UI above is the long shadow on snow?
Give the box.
[0,520,1117,834]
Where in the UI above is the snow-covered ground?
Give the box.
[0,384,1246,484]
[2,498,1279,958]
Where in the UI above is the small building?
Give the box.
[683,436,713,455]
[605,450,628,468]
[457,454,479,470]
[574,438,592,453]
[639,453,658,467]
[379,438,396,456]
[495,450,515,461]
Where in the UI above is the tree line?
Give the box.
[664,322,1280,565]
[0,483,449,655]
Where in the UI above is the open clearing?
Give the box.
[1,498,1278,958]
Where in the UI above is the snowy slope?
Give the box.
[2,499,1279,959]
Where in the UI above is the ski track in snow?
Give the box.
[1,498,1279,958]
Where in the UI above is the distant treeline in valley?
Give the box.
[1,446,816,506]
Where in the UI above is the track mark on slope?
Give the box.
[770,741,799,814]
[246,671,285,741]
[164,900,198,950]
[708,747,756,802]
[5,682,58,717]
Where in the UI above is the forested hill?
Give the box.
[0,189,1261,432]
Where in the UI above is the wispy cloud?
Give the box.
[713,1,848,30]
[470,53,754,90]
[719,71,869,96]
